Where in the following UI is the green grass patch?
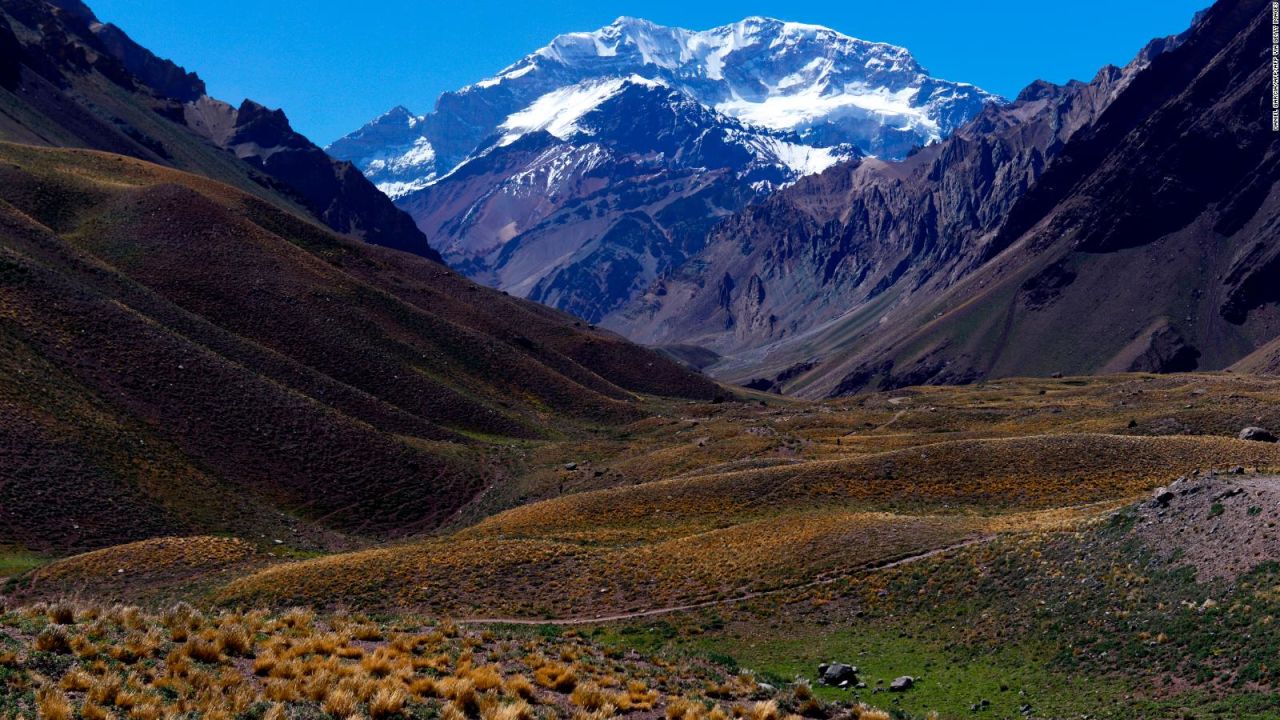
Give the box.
[686,624,1124,719]
[0,547,46,578]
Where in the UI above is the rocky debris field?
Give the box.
[1138,471,1280,582]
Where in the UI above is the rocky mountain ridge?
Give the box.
[0,0,440,260]
[612,0,1276,397]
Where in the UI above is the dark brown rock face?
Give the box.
[609,30,1159,367]
[611,0,1280,397]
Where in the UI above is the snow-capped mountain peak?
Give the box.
[528,16,994,151]
[326,15,999,333]
[330,15,998,199]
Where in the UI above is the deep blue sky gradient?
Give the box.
[87,0,1209,145]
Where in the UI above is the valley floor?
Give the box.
[6,373,1280,719]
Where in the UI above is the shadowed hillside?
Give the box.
[0,142,719,554]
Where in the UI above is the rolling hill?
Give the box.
[0,141,719,555]
[0,0,723,556]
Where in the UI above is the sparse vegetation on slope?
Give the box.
[212,374,1280,619]
[0,142,718,555]
[7,373,1280,718]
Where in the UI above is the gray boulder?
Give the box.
[1238,427,1277,443]
[889,676,914,692]
[817,662,859,687]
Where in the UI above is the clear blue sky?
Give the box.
[87,0,1209,146]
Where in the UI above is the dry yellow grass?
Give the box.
[473,433,1280,538]
[216,499,1153,617]
[0,602,887,720]
[29,536,259,594]
[219,375,1280,615]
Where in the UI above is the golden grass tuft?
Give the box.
[80,701,115,720]
[218,625,253,657]
[58,668,94,692]
[323,688,359,718]
[748,700,780,720]
[183,635,222,663]
[666,697,702,720]
[570,682,610,712]
[360,648,399,679]
[467,664,503,692]
[503,674,536,700]
[407,677,437,698]
[34,626,71,653]
[48,602,77,625]
[369,686,407,719]
[615,680,658,711]
[441,703,468,720]
[36,687,73,720]
[484,700,535,720]
[534,661,577,692]
[280,607,314,630]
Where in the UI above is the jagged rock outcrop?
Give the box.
[0,0,439,260]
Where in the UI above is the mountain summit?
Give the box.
[328,17,996,324]
[515,16,993,153]
[331,17,996,198]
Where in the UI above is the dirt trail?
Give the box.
[458,535,995,626]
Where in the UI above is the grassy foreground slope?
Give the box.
[0,142,718,554]
[8,374,1280,718]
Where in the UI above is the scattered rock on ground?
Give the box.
[1133,473,1280,582]
[889,676,914,692]
[818,662,859,687]
[1152,487,1174,506]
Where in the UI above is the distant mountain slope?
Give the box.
[397,78,856,323]
[814,0,1276,394]
[614,1,1271,396]
[0,0,440,260]
[606,57,1152,378]
[0,142,721,554]
[330,16,995,324]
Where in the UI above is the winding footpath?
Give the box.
[458,534,996,626]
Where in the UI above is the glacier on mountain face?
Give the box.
[499,75,667,145]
